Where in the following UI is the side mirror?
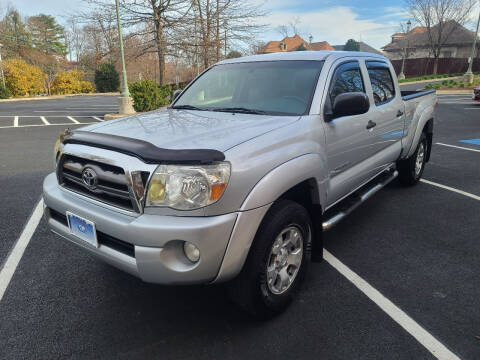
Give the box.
[172,89,182,102]
[329,92,369,120]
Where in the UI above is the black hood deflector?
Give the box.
[60,130,225,164]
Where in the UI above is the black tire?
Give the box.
[397,132,428,186]
[227,200,312,319]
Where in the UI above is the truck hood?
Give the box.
[81,108,300,152]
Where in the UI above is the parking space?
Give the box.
[0,95,479,359]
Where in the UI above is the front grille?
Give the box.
[58,154,135,211]
[48,208,135,258]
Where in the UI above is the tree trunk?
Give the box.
[433,57,439,75]
[154,10,166,85]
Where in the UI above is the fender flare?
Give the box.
[406,108,434,159]
[239,153,327,211]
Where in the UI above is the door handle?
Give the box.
[397,110,404,117]
[366,120,376,130]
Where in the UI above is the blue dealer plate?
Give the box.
[67,212,98,247]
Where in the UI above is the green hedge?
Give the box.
[129,80,186,112]
[95,63,120,93]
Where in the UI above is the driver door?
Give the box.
[322,60,377,207]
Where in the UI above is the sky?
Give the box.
[3,0,479,51]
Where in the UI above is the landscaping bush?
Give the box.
[2,58,44,97]
[0,84,11,99]
[51,70,95,95]
[95,63,120,92]
[129,80,171,112]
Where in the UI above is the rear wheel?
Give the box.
[397,132,428,186]
[227,200,312,319]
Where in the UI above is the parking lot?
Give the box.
[0,93,479,359]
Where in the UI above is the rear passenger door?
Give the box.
[322,60,377,206]
[364,60,404,163]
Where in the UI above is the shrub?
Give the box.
[129,80,171,112]
[95,63,120,92]
[51,70,95,95]
[0,84,11,99]
[80,81,95,93]
[459,83,465,88]
[2,58,45,97]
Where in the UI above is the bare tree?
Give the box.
[276,17,302,38]
[186,0,266,69]
[405,0,475,74]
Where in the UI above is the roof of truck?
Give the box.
[218,50,387,64]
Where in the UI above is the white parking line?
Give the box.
[13,116,18,127]
[0,122,96,129]
[463,107,480,110]
[0,200,44,302]
[324,249,460,360]
[67,116,80,124]
[436,142,480,153]
[420,179,480,201]
[40,116,50,125]
[93,116,104,121]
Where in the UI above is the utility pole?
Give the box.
[0,44,5,88]
[464,3,480,84]
[115,0,135,115]
[398,20,412,80]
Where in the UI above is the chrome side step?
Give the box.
[322,169,398,231]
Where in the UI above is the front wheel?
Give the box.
[227,200,312,318]
[397,132,428,186]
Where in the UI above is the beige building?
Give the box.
[382,21,479,60]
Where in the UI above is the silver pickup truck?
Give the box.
[43,51,436,317]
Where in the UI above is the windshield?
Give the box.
[173,60,324,116]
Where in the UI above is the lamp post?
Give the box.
[0,43,5,88]
[464,4,480,84]
[398,20,412,80]
[115,0,135,115]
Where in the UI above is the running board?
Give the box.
[322,169,398,231]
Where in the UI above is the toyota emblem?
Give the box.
[82,168,98,190]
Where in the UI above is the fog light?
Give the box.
[183,242,200,263]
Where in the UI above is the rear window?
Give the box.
[366,61,395,105]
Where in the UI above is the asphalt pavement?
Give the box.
[0,93,479,359]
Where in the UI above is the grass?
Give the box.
[424,76,480,90]
[398,72,480,83]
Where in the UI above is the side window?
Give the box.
[329,61,365,104]
[366,61,396,105]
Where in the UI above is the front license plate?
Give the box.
[66,212,98,248]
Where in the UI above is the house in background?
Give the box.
[332,42,384,55]
[382,21,479,60]
[262,34,383,55]
[262,35,334,53]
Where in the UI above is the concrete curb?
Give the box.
[0,92,119,103]
[104,113,136,120]
[436,90,473,94]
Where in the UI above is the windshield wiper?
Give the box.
[211,107,268,115]
[171,104,207,111]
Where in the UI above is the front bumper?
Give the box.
[43,173,239,284]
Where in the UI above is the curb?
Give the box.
[0,92,119,103]
[436,90,473,94]
[104,113,136,120]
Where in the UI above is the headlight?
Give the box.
[146,162,230,210]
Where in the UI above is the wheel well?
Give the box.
[278,179,323,262]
